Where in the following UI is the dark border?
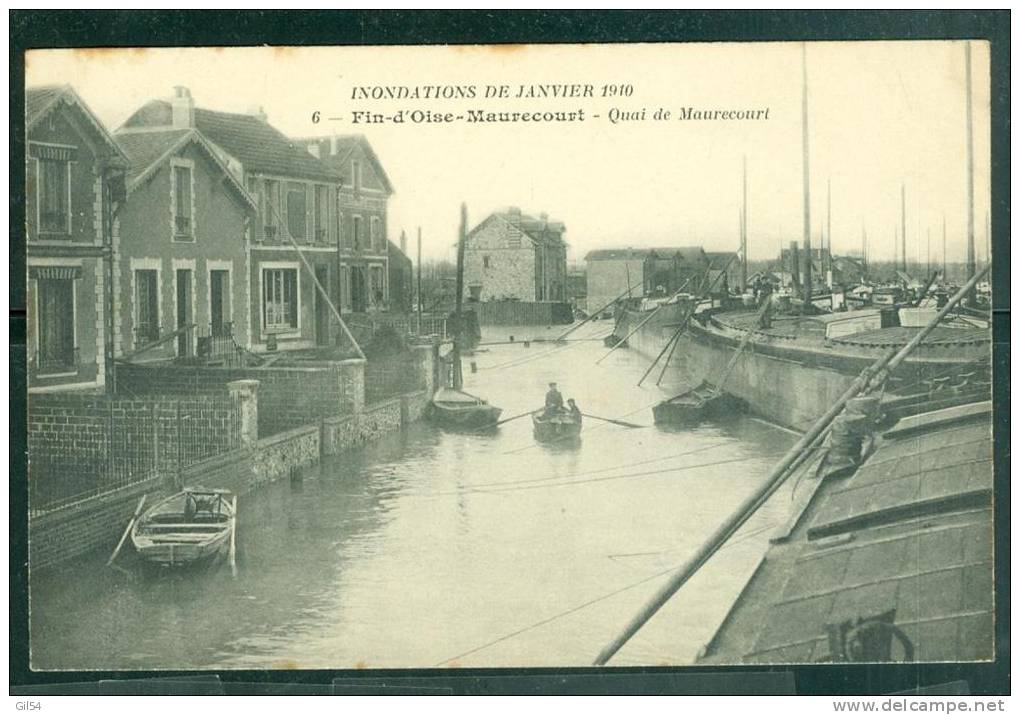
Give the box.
[9,9,1010,696]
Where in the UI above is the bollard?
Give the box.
[470,361,478,373]
[524,341,530,348]
[509,335,515,342]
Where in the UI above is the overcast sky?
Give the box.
[27,41,991,266]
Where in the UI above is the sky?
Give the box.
[26,41,992,266]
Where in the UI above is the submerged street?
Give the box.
[30,323,797,670]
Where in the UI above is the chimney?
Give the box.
[247,105,268,123]
[400,230,407,255]
[507,206,521,227]
[171,86,194,129]
[307,142,321,159]
[330,135,338,155]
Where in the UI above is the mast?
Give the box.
[416,226,423,335]
[926,227,931,276]
[826,178,831,284]
[452,203,467,390]
[741,155,748,292]
[942,215,948,279]
[965,41,977,304]
[800,43,812,307]
[900,183,907,273]
[861,222,868,277]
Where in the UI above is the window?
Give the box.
[314,185,329,242]
[370,216,380,251]
[173,165,193,239]
[134,269,160,346]
[262,267,299,332]
[352,160,361,194]
[264,179,280,239]
[209,269,230,337]
[286,184,307,240]
[370,265,384,306]
[353,216,363,250]
[38,157,70,234]
[483,255,491,269]
[36,278,76,372]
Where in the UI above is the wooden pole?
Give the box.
[801,43,813,305]
[741,155,748,293]
[229,495,238,578]
[452,204,467,390]
[943,215,948,279]
[417,227,423,335]
[964,41,977,305]
[901,183,907,273]
[594,265,989,665]
[108,495,146,567]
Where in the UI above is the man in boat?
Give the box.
[544,382,564,416]
[567,398,581,419]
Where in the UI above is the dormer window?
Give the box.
[170,158,195,241]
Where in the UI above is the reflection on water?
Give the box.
[30,323,796,670]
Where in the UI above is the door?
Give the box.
[210,270,229,337]
[176,269,192,356]
[351,267,367,313]
[314,265,330,346]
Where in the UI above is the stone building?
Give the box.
[119,87,343,352]
[585,246,708,312]
[114,126,257,362]
[298,134,393,313]
[462,207,567,302]
[25,85,129,393]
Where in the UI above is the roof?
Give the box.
[297,134,394,194]
[26,84,129,167]
[585,248,653,261]
[468,209,565,247]
[697,401,993,664]
[115,128,255,210]
[387,239,412,265]
[121,99,339,183]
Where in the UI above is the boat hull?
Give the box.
[131,489,234,567]
[427,401,502,429]
[532,413,583,442]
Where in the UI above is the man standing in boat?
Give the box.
[545,382,564,415]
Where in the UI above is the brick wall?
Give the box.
[28,391,240,511]
[116,362,348,437]
[364,351,426,404]
[472,301,574,326]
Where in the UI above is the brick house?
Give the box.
[113,127,257,362]
[463,207,567,302]
[297,135,392,314]
[25,85,129,393]
[119,87,343,352]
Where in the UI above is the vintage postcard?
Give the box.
[23,40,993,671]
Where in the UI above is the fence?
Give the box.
[28,393,243,515]
[347,312,447,346]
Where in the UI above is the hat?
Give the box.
[549,382,557,387]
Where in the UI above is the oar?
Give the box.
[580,412,646,429]
[493,410,539,427]
[229,495,238,578]
[107,494,147,567]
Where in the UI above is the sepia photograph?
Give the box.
[20,37,995,674]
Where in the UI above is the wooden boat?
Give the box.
[532,408,583,442]
[427,387,502,429]
[653,381,744,425]
[131,488,235,566]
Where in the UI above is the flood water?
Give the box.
[29,322,797,670]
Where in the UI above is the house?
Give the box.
[703,250,741,292]
[113,126,257,362]
[586,246,708,313]
[297,134,393,313]
[119,87,343,352]
[25,85,129,393]
[387,234,414,314]
[463,207,567,302]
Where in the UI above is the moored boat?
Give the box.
[532,409,583,442]
[428,388,502,429]
[131,488,235,567]
[652,381,746,425]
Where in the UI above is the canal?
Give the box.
[29,322,798,670]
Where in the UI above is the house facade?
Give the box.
[463,207,567,303]
[25,85,128,393]
[119,87,343,352]
[113,128,257,362]
[585,249,649,314]
[387,235,414,314]
[298,135,392,314]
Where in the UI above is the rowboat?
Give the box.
[427,387,502,429]
[653,381,745,425]
[131,488,235,567]
[532,409,583,442]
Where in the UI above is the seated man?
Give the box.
[567,398,581,418]
[544,382,564,415]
